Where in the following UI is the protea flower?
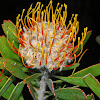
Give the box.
[1,1,98,100]
[4,1,89,71]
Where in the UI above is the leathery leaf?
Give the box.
[0,72,24,100]
[0,76,12,97]
[45,79,56,96]
[8,81,25,100]
[27,82,37,100]
[0,57,5,69]
[2,20,19,49]
[56,76,88,87]
[76,31,92,54]
[4,59,28,80]
[18,96,24,100]
[0,36,21,63]
[87,94,95,100]
[0,72,14,99]
[24,73,42,84]
[83,73,100,98]
[70,63,100,77]
[56,63,80,72]
[4,59,41,83]
[55,88,87,100]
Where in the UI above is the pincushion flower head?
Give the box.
[1,1,99,100]
[2,0,89,71]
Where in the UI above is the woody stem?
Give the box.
[37,69,48,100]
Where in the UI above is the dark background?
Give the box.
[0,0,100,100]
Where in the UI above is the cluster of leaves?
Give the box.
[0,20,100,100]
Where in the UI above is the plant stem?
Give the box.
[37,70,48,100]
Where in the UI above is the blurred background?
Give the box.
[0,0,100,100]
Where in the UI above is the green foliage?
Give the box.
[45,79,55,96]
[24,73,42,84]
[0,76,13,97]
[27,82,37,100]
[87,94,95,100]
[4,59,28,79]
[56,63,80,72]
[0,36,21,63]
[0,58,5,68]
[55,63,100,88]
[55,88,87,100]
[56,76,88,87]
[18,96,24,100]
[83,73,100,98]
[8,81,25,100]
[0,72,15,99]
[2,20,19,49]
[76,31,92,54]
[70,63,100,77]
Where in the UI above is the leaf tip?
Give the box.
[3,20,7,23]
[8,19,11,21]
[0,35,6,38]
[7,19,15,25]
[87,30,92,35]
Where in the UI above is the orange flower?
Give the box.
[7,1,89,71]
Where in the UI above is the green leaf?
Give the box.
[0,76,12,97]
[24,73,42,84]
[0,57,5,69]
[0,73,7,88]
[27,82,36,100]
[8,81,25,100]
[0,72,15,99]
[0,57,28,73]
[0,73,24,100]
[4,59,41,83]
[56,76,88,87]
[22,67,30,72]
[4,59,28,80]
[53,80,63,83]
[62,63,80,71]
[83,73,100,98]
[55,88,87,100]
[55,63,80,74]
[87,94,95,100]
[2,20,19,49]
[45,79,56,96]
[70,63,100,77]
[76,31,92,54]
[2,84,15,99]
[0,36,21,63]
[18,96,24,100]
